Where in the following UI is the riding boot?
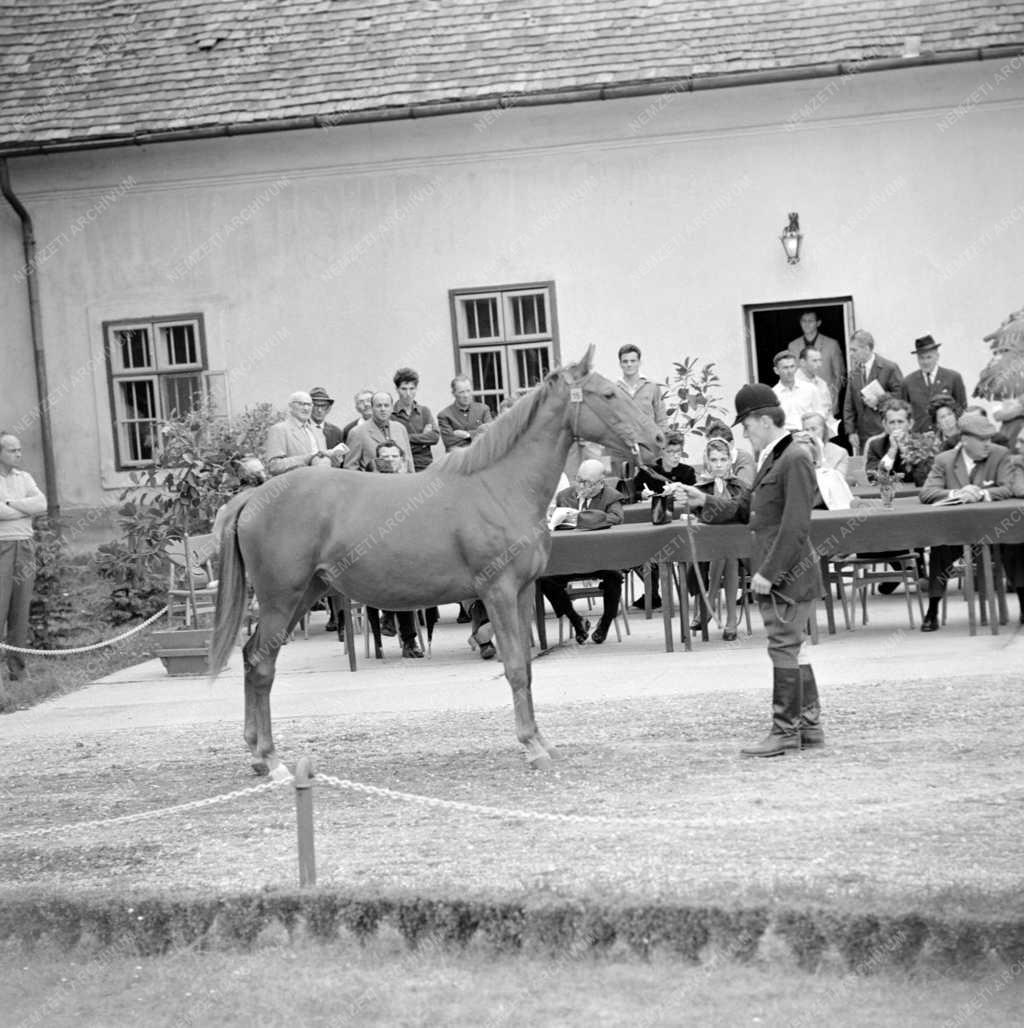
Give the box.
[799,665,824,748]
[741,666,801,757]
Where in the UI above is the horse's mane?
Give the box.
[442,374,557,476]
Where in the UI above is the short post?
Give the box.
[294,756,316,886]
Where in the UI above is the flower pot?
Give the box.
[151,627,214,676]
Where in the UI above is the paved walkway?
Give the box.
[4,594,1020,740]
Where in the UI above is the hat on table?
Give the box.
[957,412,996,439]
[732,383,781,425]
[308,386,334,404]
[911,335,940,354]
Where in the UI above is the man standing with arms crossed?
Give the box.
[0,432,47,683]
[680,385,823,757]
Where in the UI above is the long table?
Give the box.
[540,498,1024,651]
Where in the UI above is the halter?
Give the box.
[567,372,640,463]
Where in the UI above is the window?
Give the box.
[449,283,559,413]
[103,314,224,468]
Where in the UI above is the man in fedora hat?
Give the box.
[679,384,823,757]
[899,336,967,434]
[308,386,346,451]
[918,412,1013,631]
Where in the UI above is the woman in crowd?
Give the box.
[689,437,748,641]
[800,411,850,479]
[928,392,964,451]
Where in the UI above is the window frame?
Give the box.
[103,313,210,470]
[448,281,560,410]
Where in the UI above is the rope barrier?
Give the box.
[0,606,170,656]
[0,777,289,842]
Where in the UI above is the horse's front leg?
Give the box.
[518,583,560,761]
[486,583,551,770]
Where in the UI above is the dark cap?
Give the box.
[912,335,940,354]
[957,412,996,439]
[732,383,781,425]
[309,386,334,403]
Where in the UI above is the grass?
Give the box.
[2,939,1021,1028]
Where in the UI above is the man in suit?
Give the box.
[308,386,346,450]
[437,375,492,451]
[843,330,904,454]
[344,392,414,472]
[537,458,625,645]
[263,391,346,476]
[899,335,967,433]
[340,389,374,445]
[680,385,823,757]
[919,413,1013,632]
[865,399,933,487]
[787,310,845,413]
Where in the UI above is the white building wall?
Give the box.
[2,58,1023,511]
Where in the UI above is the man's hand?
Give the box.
[849,433,860,453]
[676,484,707,507]
[960,484,985,503]
[453,429,472,440]
[751,572,773,595]
[309,453,332,468]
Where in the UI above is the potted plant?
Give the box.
[663,357,729,456]
[110,400,279,675]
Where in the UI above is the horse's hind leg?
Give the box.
[242,614,290,776]
[486,584,551,770]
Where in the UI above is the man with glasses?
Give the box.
[263,391,346,476]
[538,458,625,645]
[308,386,346,452]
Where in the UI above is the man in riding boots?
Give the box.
[680,384,824,757]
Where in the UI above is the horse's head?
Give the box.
[559,345,664,463]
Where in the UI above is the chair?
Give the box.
[165,533,219,627]
[827,551,924,629]
[341,599,429,670]
[555,576,631,644]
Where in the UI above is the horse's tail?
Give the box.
[208,491,253,678]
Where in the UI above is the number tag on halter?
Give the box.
[569,387,583,403]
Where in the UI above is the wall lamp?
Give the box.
[780,212,802,264]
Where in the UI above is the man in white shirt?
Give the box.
[786,310,846,405]
[0,432,48,681]
[796,346,836,433]
[771,351,818,432]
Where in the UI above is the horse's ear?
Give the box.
[569,344,595,378]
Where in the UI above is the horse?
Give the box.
[209,346,663,772]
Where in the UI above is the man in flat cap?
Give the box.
[679,384,823,757]
[918,412,1013,632]
[899,336,967,434]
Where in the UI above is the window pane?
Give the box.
[468,350,505,394]
[161,324,198,366]
[509,293,547,337]
[118,379,158,463]
[163,374,203,417]
[115,328,152,370]
[514,346,551,389]
[463,298,500,340]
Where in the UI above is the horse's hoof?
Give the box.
[251,760,269,776]
[528,753,553,771]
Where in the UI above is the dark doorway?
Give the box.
[744,297,854,384]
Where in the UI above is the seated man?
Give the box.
[537,458,624,645]
[865,398,933,487]
[918,413,1013,632]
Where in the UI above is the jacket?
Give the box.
[344,418,414,472]
[262,416,328,476]
[843,354,904,441]
[698,433,820,602]
[437,401,492,451]
[899,367,968,433]
[553,483,624,530]
[919,444,1013,504]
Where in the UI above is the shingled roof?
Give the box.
[2,0,1023,155]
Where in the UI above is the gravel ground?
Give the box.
[2,673,1022,914]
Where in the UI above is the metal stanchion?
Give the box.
[294,756,316,886]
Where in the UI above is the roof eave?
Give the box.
[2,44,1021,158]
